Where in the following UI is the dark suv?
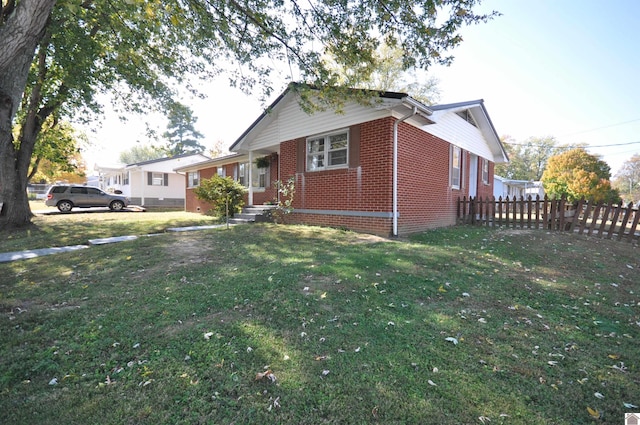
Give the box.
[45,185,130,212]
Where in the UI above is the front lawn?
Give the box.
[0,224,638,424]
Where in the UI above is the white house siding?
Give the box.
[424,111,495,162]
[95,154,208,207]
[248,100,395,151]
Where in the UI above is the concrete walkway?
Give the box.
[0,224,230,263]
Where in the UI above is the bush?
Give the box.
[193,175,247,218]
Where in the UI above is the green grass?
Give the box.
[2,203,220,252]
[1,219,639,424]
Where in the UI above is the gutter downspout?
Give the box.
[248,151,254,205]
[393,106,417,237]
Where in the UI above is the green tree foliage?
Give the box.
[28,119,87,183]
[541,148,620,203]
[119,144,165,165]
[193,175,247,218]
[613,154,640,203]
[495,136,569,181]
[162,102,205,156]
[1,0,498,228]
[326,43,441,105]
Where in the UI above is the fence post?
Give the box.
[628,205,640,243]
[588,203,602,236]
[618,202,634,241]
[607,203,622,239]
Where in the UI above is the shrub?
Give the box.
[193,175,247,218]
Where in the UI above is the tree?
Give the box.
[1,0,498,228]
[193,175,247,218]
[163,103,205,156]
[119,145,165,165]
[208,140,229,159]
[0,0,56,226]
[325,43,441,105]
[495,136,569,181]
[613,154,640,203]
[26,118,88,182]
[542,148,620,203]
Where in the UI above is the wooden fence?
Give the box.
[458,195,640,243]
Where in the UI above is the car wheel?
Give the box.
[57,200,73,212]
[110,200,125,211]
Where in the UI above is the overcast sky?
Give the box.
[83,0,640,176]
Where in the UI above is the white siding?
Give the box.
[423,111,495,161]
[246,100,394,151]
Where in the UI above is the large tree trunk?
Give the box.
[0,0,56,228]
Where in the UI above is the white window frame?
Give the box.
[238,163,247,187]
[151,172,164,186]
[251,163,267,189]
[451,145,462,190]
[217,166,225,177]
[187,171,200,188]
[306,129,349,172]
[482,159,489,185]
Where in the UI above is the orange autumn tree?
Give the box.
[542,148,620,203]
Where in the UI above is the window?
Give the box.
[251,163,267,188]
[238,163,247,187]
[306,129,349,171]
[188,171,200,188]
[152,173,164,186]
[217,166,225,177]
[123,172,129,185]
[451,146,462,189]
[148,172,168,186]
[482,159,489,184]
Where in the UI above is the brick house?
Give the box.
[176,87,508,236]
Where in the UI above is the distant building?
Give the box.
[493,176,544,199]
[94,153,209,207]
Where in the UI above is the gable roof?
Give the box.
[125,153,209,168]
[429,99,509,163]
[229,84,434,154]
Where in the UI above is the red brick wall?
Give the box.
[396,122,458,234]
[185,167,216,214]
[278,118,495,236]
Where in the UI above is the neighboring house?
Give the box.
[493,176,545,199]
[95,153,209,207]
[177,86,508,236]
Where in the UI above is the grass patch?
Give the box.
[1,221,639,424]
[1,207,220,252]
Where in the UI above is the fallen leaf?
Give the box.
[478,318,487,324]
[624,402,638,408]
[445,337,458,345]
[204,332,213,340]
[586,406,601,419]
[320,292,327,299]
[438,285,447,293]
[594,392,604,399]
[48,378,58,386]
[547,361,558,366]
[428,380,437,386]
[322,370,330,376]
[607,354,620,359]
[255,370,277,383]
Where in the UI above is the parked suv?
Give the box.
[45,185,130,212]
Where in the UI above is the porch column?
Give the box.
[248,151,254,205]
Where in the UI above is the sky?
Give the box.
[82,0,640,176]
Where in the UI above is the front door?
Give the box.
[469,154,478,198]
